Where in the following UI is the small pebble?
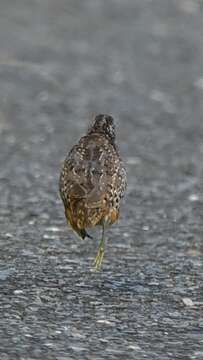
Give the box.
[97,319,113,325]
[128,344,141,351]
[189,194,199,202]
[142,225,149,231]
[14,290,24,295]
[182,297,194,307]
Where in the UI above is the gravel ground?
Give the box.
[0,1,203,359]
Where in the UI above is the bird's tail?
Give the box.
[65,207,93,240]
[80,229,93,240]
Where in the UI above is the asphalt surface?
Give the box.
[0,1,203,359]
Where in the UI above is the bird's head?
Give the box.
[88,114,115,142]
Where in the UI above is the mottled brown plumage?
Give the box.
[59,114,127,269]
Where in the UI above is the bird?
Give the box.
[59,114,127,270]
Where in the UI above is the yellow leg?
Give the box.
[93,223,105,270]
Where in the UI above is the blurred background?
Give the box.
[0,1,202,359]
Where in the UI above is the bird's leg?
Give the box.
[93,222,106,270]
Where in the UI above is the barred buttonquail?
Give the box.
[59,114,127,269]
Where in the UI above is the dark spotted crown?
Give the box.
[88,114,115,142]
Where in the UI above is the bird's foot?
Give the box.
[92,247,104,271]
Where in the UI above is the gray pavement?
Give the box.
[0,1,203,359]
